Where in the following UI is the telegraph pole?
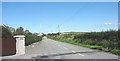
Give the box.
[58,25,60,33]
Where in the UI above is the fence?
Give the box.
[0,38,16,56]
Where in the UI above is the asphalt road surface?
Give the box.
[2,37,119,61]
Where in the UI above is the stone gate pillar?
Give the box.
[14,35,25,55]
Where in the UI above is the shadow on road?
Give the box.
[31,50,101,59]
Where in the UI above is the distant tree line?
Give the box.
[1,24,42,46]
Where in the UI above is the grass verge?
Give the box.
[50,37,120,56]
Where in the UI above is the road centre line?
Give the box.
[32,45,34,47]
[57,44,85,56]
[58,45,61,46]
[72,51,76,53]
[72,51,84,56]
[78,54,84,56]
[63,46,69,50]
[57,45,69,50]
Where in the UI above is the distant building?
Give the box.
[37,33,43,36]
[60,32,69,35]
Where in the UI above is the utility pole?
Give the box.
[58,25,60,33]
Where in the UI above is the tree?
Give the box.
[42,33,46,37]
[9,27,15,35]
[33,33,39,36]
[15,27,24,35]
[24,30,30,34]
[1,25,13,38]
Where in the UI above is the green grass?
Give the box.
[111,49,120,55]
[50,37,120,56]
[53,37,103,50]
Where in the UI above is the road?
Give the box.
[2,38,119,61]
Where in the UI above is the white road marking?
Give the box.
[78,54,84,56]
[58,45,61,46]
[72,51,76,53]
[58,45,69,50]
[32,46,34,47]
[58,45,84,56]
[63,46,69,50]
[72,51,85,56]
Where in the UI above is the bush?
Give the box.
[14,27,43,46]
[47,30,119,55]
[111,49,120,55]
[74,30,118,51]
[82,39,96,45]
[0,25,42,46]
[1,25,13,38]
[25,34,42,46]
